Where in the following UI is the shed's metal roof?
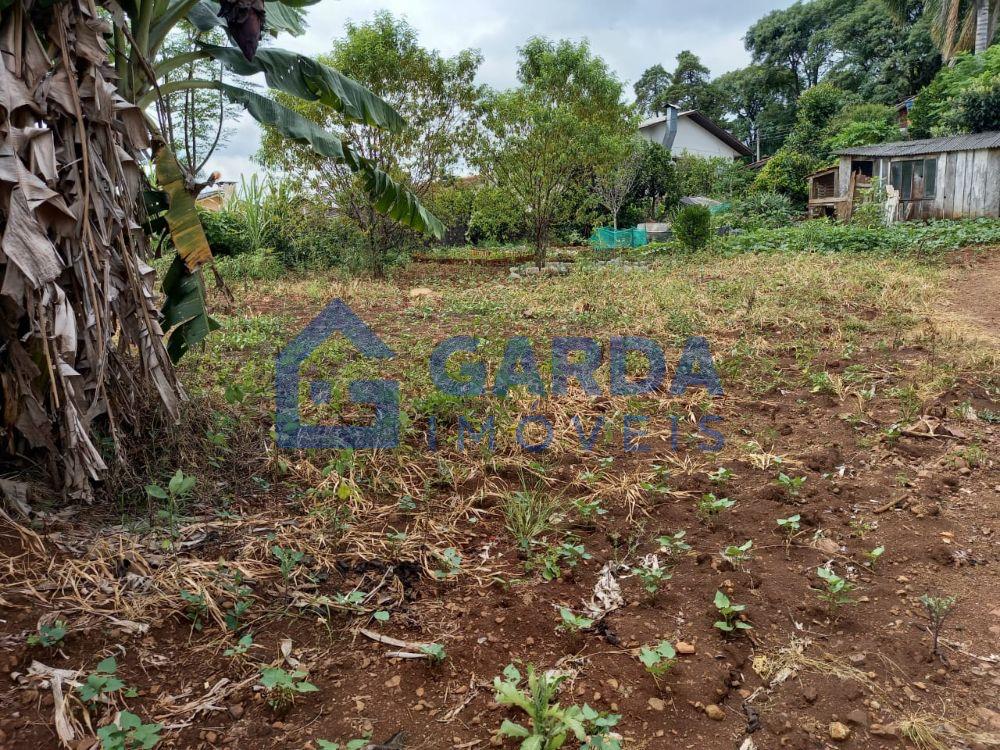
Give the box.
[836,132,1000,157]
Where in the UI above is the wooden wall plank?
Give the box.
[985,151,1000,217]
[943,152,957,218]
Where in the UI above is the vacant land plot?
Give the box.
[1,247,998,750]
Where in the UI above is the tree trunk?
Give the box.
[975,0,990,53]
[534,220,546,269]
[1,0,181,500]
[612,212,618,231]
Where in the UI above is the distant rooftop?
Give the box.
[836,132,1000,158]
[639,109,752,157]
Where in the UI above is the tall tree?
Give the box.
[158,25,242,176]
[715,65,791,158]
[593,138,642,229]
[745,0,837,95]
[885,0,999,58]
[827,0,941,103]
[475,38,631,268]
[634,64,673,116]
[665,51,725,120]
[258,12,482,276]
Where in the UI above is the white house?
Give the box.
[638,106,752,160]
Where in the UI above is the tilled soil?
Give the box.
[1,251,998,750]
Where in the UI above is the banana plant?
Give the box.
[113,0,444,359]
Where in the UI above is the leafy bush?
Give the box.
[825,120,899,152]
[199,208,255,257]
[673,204,712,250]
[956,82,1000,133]
[752,150,821,205]
[468,185,527,245]
[674,154,753,200]
[214,250,285,282]
[910,45,1000,137]
[424,178,477,245]
[717,218,1000,256]
[728,191,796,230]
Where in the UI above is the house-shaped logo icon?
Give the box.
[275,299,399,449]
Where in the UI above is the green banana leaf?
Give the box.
[161,255,220,363]
[153,147,217,362]
[187,0,307,37]
[154,146,214,270]
[219,83,444,238]
[201,44,406,132]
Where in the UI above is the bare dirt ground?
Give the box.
[947,250,1000,341]
[1,248,998,750]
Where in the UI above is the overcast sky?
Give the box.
[208,0,796,179]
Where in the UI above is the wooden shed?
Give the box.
[827,133,1000,221]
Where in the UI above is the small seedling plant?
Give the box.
[537,541,591,581]
[776,472,806,497]
[27,619,67,648]
[96,711,161,750]
[145,469,196,539]
[316,739,369,750]
[638,641,676,688]
[179,589,207,631]
[272,546,304,584]
[697,493,735,522]
[864,545,885,570]
[920,594,956,662]
[78,657,136,707]
[259,666,318,713]
[776,515,800,557]
[493,664,621,750]
[776,515,800,538]
[631,559,671,600]
[721,540,753,567]
[558,607,593,634]
[224,634,254,659]
[657,531,691,559]
[815,566,857,610]
[708,467,734,483]
[713,591,751,635]
[433,547,462,579]
[572,497,608,525]
[849,517,877,540]
[420,643,448,664]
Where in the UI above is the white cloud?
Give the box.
[204,0,795,180]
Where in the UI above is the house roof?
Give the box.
[807,165,839,178]
[639,109,753,157]
[835,132,1000,158]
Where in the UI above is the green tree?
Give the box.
[784,82,854,157]
[475,37,631,267]
[666,51,725,121]
[258,12,482,275]
[745,0,837,95]
[632,141,679,219]
[634,64,673,116]
[827,1,942,103]
[909,43,1000,134]
[753,149,821,204]
[157,25,242,176]
[884,0,999,59]
[715,65,792,159]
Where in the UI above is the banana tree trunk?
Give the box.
[0,0,181,500]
